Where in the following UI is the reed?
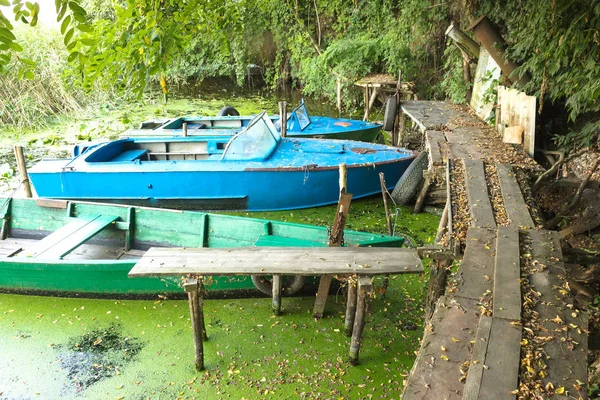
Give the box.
[0,25,109,131]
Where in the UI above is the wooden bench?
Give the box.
[20,214,119,259]
[129,246,423,370]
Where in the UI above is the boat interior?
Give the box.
[84,112,282,163]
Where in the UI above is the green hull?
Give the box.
[0,198,403,297]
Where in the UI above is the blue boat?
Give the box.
[29,112,415,211]
[122,102,382,142]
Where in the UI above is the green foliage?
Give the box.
[481,0,600,150]
[0,1,92,79]
[440,45,469,103]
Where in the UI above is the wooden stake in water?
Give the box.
[279,102,287,138]
[14,146,32,198]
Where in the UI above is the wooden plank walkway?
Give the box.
[400,101,588,400]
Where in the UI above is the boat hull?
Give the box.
[125,115,382,142]
[29,138,416,211]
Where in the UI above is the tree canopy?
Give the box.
[0,0,598,148]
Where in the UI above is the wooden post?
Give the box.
[184,279,206,370]
[13,146,32,198]
[414,171,433,214]
[349,276,373,365]
[398,110,406,147]
[379,173,393,235]
[336,78,342,114]
[279,102,287,138]
[338,162,347,197]
[313,163,351,319]
[272,274,282,315]
[125,206,134,251]
[426,260,450,320]
[182,122,188,137]
[363,85,370,121]
[344,280,357,336]
[379,172,393,298]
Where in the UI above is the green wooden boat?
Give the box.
[0,198,403,298]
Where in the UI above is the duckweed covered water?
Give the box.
[0,89,439,398]
[0,271,425,399]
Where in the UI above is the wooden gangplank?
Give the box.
[130,246,423,370]
[400,101,588,400]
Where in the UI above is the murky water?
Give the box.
[0,89,438,399]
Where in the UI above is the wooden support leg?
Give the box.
[344,279,357,337]
[398,110,406,147]
[349,276,373,365]
[312,274,333,319]
[184,279,205,371]
[272,274,282,316]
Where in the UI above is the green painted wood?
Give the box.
[0,198,406,296]
[27,214,119,259]
[254,235,326,247]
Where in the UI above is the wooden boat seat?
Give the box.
[129,246,423,369]
[20,214,119,259]
[111,149,148,162]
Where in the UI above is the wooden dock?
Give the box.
[400,101,589,399]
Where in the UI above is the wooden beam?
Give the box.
[13,146,32,198]
[349,276,373,365]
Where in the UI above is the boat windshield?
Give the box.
[291,102,311,131]
[221,111,280,161]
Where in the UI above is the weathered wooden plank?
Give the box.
[35,199,68,209]
[450,227,495,301]
[463,159,496,229]
[477,318,521,400]
[496,163,535,228]
[493,226,521,321]
[129,247,423,277]
[425,130,446,166]
[35,215,119,259]
[446,127,485,160]
[525,230,589,398]
[462,315,492,400]
[403,296,480,400]
[19,214,101,258]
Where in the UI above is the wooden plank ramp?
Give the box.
[523,230,588,398]
[463,159,496,229]
[399,100,588,400]
[496,163,535,228]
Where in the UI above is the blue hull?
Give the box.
[29,160,410,211]
[125,104,382,142]
[30,114,415,211]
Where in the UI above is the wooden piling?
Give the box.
[313,163,351,319]
[184,279,205,370]
[379,172,393,235]
[336,78,342,114]
[349,276,373,365]
[13,146,32,198]
[338,162,347,196]
[279,102,287,138]
[182,122,188,137]
[272,274,282,315]
[344,281,357,336]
